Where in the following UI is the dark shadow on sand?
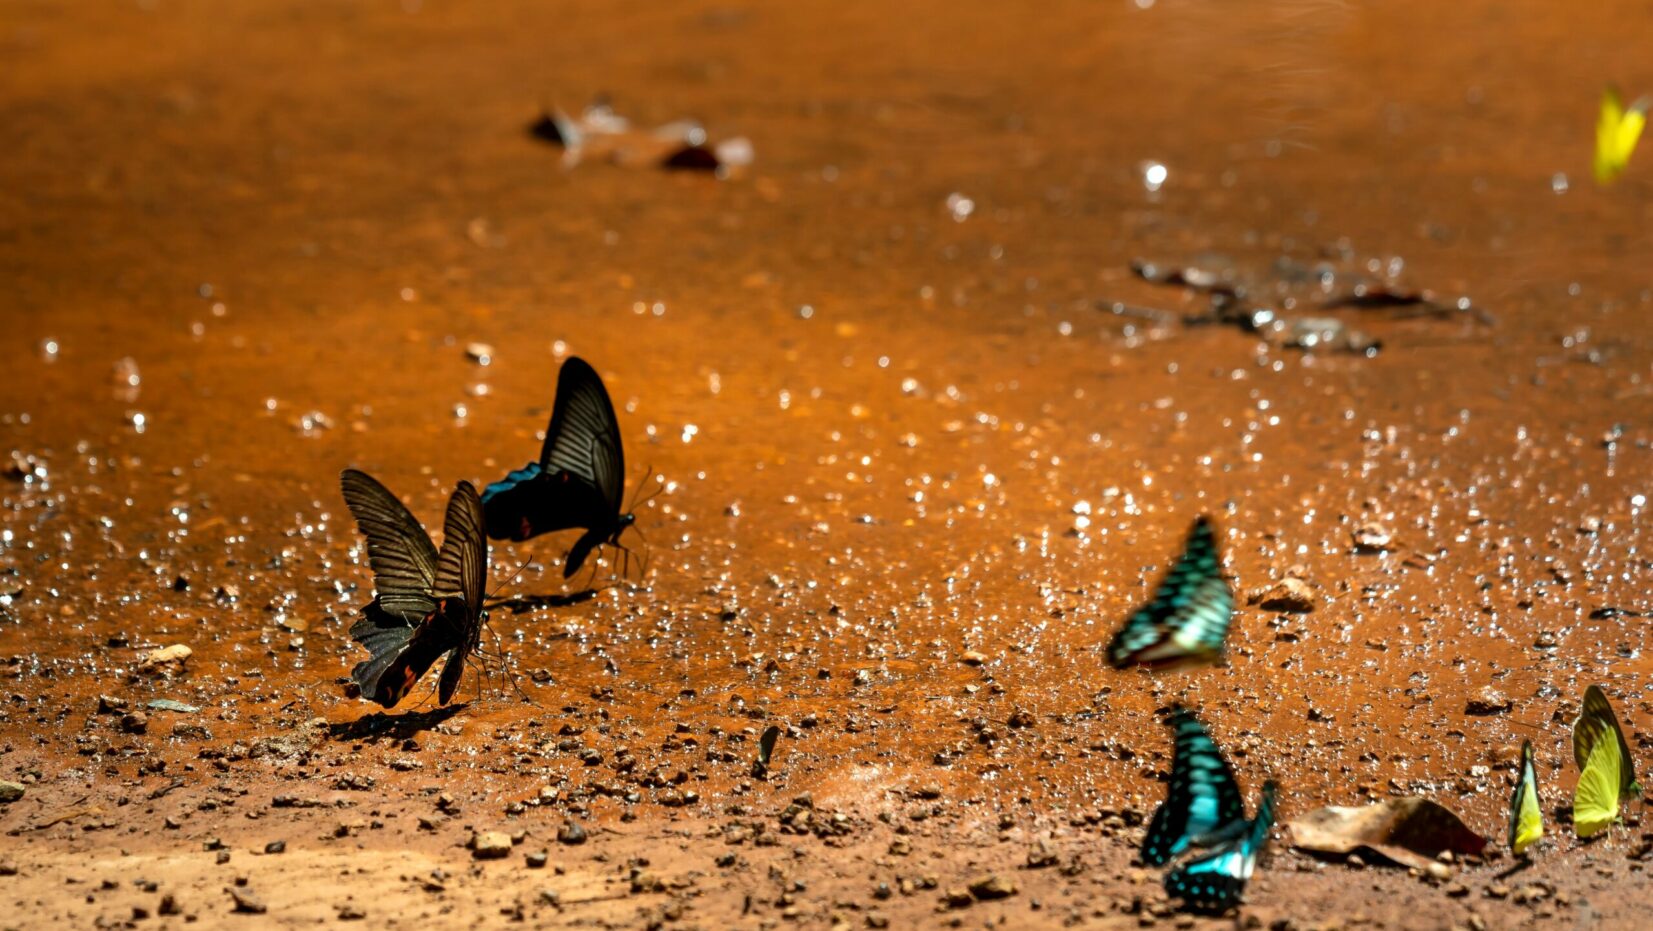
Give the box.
[327,703,467,742]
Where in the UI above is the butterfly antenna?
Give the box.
[625,464,659,514]
[483,558,540,609]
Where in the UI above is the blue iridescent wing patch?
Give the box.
[1142,709,1246,866]
[1164,781,1277,912]
[1106,516,1234,669]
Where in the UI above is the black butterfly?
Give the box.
[1106,516,1234,669]
[752,725,782,779]
[482,357,639,579]
[1142,708,1246,866]
[341,469,487,708]
[1163,780,1277,912]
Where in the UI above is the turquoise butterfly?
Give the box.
[1164,780,1278,912]
[1142,708,1245,866]
[1107,517,1234,669]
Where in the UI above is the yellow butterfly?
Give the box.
[1595,86,1649,185]
[1572,685,1639,838]
[1508,739,1542,855]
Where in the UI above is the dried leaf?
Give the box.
[1286,797,1486,870]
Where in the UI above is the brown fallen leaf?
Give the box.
[1286,797,1486,870]
[15,802,107,833]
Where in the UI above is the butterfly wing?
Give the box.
[540,357,626,514]
[1107,517,1234,669]
[1142,709,1246,865]
[435,481,487,705]
[1573,685,1637,793]
[349,603,459,708]
[1509,739,1543,854]
[483,463,616,541]
[753,724,782,778]
[340,469,440,623]
[562,527,606,579]
[1164,781,1277,912]
[1574,736,1623,838]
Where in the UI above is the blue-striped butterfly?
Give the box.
[1163,780,1278,912]
[341,470,487,708]
[483,357,641,578]
[1107,516,1234,669]
[1143,708,1246,866]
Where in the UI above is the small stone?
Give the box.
[1426,862,1453,881]
[229,888,266,914]
[1027,840,1058,869]
[0,861,18,876]
[1247,577,1315,613]
[1351,522,1394,553]
[338,904,366,920]
[465,343,495,365]
[557,821,587,845]
[0,782,24,804]
[263,841,285,855]
[968,874,1017,901]
[942,887,974,908]
[120,712,149,734]
[525,850,548,869]
[538,889,560,907]
[470,832,512,860]
[158,894,180,915]
[1465,688,1511,716]
[959,650,986,666]
[1486,884,1510,899]
[137,644,192,676]
[866,913,890,929]
[97,695,129,714]
[630,870,664,894]
[1447,883,1470,897]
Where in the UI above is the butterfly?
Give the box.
[340,469,487,708]
[752,725,782,779]
[483,357,641,579]
[1508,739,1543,855]
[1595,86,1649,186]
[1163,780,1278,913]
[1106,516,1234,669]
[1142,708,1246,866]
[1572,684,1640,837]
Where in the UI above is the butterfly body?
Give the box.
[483,357,638,578]
[1108,517,1234,669]
[1508,739,1543,855]
[341,470,487,708]
[1164,781,1277,913]
[1143,709,1245,866]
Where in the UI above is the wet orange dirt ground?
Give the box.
[3,0,1653,927]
